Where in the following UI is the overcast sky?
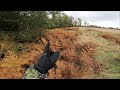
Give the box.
[64,11,120,28]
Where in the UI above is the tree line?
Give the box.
[0,11,85,42]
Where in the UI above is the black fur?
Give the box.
[0,52,4,58]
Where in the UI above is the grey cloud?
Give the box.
[91,11,119,21]
[64,11,120,28]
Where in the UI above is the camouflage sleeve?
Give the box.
[22,64,48,79]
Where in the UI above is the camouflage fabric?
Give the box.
[22,64,48,79]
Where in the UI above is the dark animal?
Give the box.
[0,52,4,58]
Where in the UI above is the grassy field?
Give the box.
[0,27,120,79]
[78,27,120,79]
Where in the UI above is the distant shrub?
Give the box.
[99,33,120,45]
[86,29,93,31]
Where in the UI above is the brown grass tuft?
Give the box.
[99,33,120,45]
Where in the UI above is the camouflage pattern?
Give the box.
[22,64,48,79]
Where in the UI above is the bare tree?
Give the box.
[78,18,82,26]
[84,21,87,26]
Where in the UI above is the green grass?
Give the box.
[94,31,120,79]
[11,43,27,54]
[78,28,120,78]
[98,72,120,79]
[78,27,120,79]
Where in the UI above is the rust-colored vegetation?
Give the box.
[99,33,120,45]
[0,27,101,79]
